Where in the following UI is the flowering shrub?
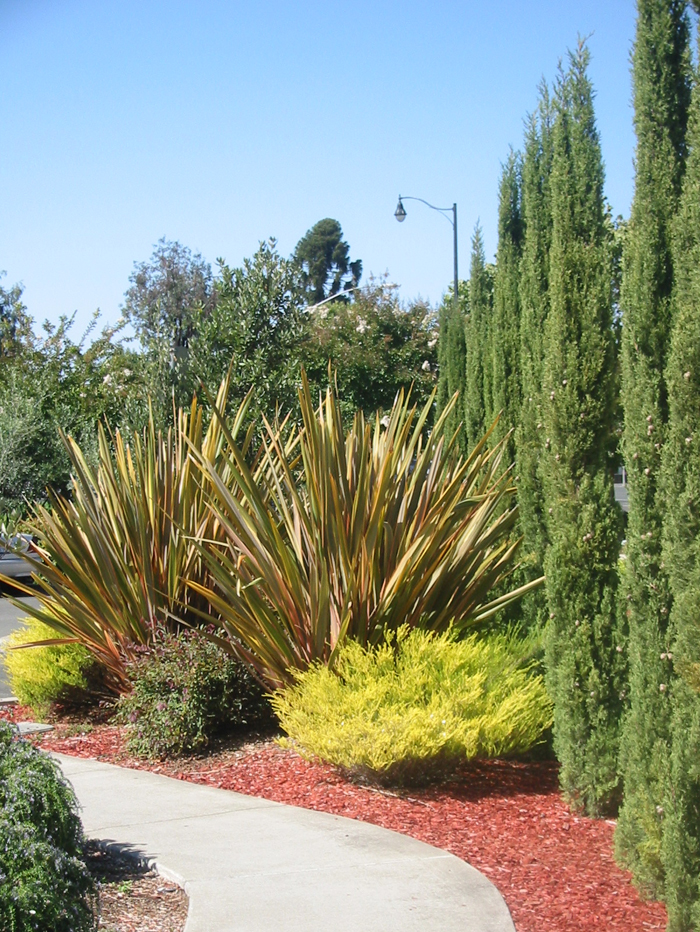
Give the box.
[117,630,273,759]
[0,721,96,932]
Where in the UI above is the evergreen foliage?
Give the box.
[465,225,492,449]
[491,150,524,463]
[294,218,362,306]
[616,0,692,898]
[515,88,554,627]
[436,288,468,454]
[660,31,700,928]
[540,44,623,816]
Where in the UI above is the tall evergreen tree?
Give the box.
[436,288,468,454]
[616,0,692,896]
[491,150,524,463]
[541,44,624,815]
[465,225,492,449]
[661,28,700,927]
[515,87,554,619]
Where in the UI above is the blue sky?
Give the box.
[1,1,639,335]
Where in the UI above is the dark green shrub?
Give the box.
[0,721,96,932]
[117,630,273,758]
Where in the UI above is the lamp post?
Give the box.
[394,196,458,310]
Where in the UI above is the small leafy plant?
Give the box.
[272,626,553,785]
[0,721,96,932]
[117,630,273,759]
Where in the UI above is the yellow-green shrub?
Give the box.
[4,620,95,714]
[272,627,553,784]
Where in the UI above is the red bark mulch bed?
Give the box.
[1,706,667,932]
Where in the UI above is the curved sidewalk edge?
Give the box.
[55,753,516,932]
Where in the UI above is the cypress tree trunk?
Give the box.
[515,89,554,626]
[541,43,624,816]
[616,0,691,896]
[491,150,523,463]
[465,225,492,449]
[661,35,700,928]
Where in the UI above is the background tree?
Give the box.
[540,44,623,816]
[122,238,216,409]
[302,277,437,422]
[0,276,33,361]
[294,218,362,306]
[660,23,700,927]
[188,239,306,420]
[616,0,692,898]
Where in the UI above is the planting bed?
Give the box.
[85,841,188,932]
[0,705,667,932]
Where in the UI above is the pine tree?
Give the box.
[616,0,692,896]
[436,288,468,454]
[491,150,524,464]
[465,225,492,449]
[515,87,554,623]
[541,43,624,815]
[661,31,700,928]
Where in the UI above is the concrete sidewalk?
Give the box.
[56,754,516,932]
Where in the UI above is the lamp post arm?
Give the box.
[397,195,458,310]
[398,195,455,227]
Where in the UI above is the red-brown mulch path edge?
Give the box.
[1,708,667,932]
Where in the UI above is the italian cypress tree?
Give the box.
[661,30,700,928]
[541,43,624,816]
[491,150,524,463]
[616,0,692,897]
[515,87,554,624]
[436,288,468,454]
[465,225,492,449]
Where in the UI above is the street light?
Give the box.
[394,196,458,310]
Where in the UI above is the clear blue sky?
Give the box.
[1,0,639,335]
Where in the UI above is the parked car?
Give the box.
[0,533,41,580]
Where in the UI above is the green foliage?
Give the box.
[302,277,437,423]
[294,218,362,306]
[464,225,493,450]
[0,274,33,360]
[271,627,553,785]
[0,309,138,515]
[5,619,95,715]
[0,721,96,932]
[540,43,623,816]
[616,0,693,901]
[122,238,216,410]
[117,630,272,759]
[515,87,555,623]
[659,25,700,928]
[436,286,468,455]
[191,372,542,690]
[188,239,306,420]
[491,151,524,462]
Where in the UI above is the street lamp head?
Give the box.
[394,197,406,222]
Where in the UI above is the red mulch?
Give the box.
[2,706,667,932]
